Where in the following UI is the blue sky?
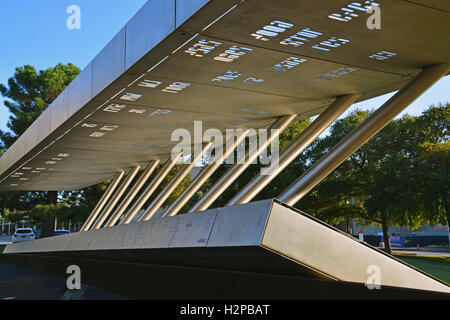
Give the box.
[0,0,147,131]
[0,0,448,133]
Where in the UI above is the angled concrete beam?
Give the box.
[6,199,450,294]
[91,165,141,230]
[279,63,450,206]
[227,94,361,206]
[162,128,251,217]
[80,171,124,231]
[139,142,213,221]
[120,152,183,225]
[189,114,296,213]
[105,160,160,227]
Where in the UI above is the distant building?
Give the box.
[352,223,449,237]
[351,222,449,247]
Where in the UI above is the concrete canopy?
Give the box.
[0,0,449,191]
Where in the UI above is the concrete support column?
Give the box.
[91,166,141,230]
[279,63,450,206]
[105,160,160,227]
[163,128,251,217]
[80,171,124,231]
[120,152,183,225]
[227,94,361,206]
[139,143,213,221]
[189,114,296,213]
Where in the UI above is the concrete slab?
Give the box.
[4,200,450,294]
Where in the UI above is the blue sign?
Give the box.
[390,235,404,247]
[381,235,404,247]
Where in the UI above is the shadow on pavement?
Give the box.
[0,256,127,300]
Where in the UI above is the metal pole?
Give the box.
[227,94,361,206]
[105,160,160,227]
[91,165,141,230]
[80,171,125,231]
[139,142,213,221]
[163,129,251,217]
[120,152,183,225]
[189,115,296,213]
[279,63,450,206]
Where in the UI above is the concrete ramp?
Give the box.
[4,199,450,294]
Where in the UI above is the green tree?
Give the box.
[416,141,449,242]
[413,104,449,242]
[3,208,29,225]
[0,63,80,236]
[364,105,449,252]
[30,204,73,237]
[0,63,80,149]
[299,109,375,229]
[298,105,449,254]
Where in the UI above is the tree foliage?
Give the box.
[299,104,449,253]
[0,63,80,234]
[0,63,80,149]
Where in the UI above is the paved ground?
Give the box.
[0,258,127,300]
[393,249,450,257]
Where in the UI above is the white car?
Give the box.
[12,228,36,243]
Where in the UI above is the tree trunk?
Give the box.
[41,215,54,238]
[446,191,450,246]
[446,210,450,247]
[41,191,58,238]
[346,217,353,235]
[336,220,348,233]
[381,213,392,255]
[48,191,57,204]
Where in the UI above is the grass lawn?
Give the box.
[396,255,450,284]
